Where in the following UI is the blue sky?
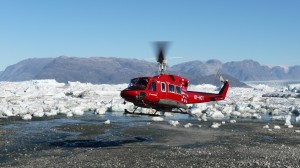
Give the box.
[0,0,299,70]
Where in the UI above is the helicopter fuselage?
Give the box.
[120,74,230,112]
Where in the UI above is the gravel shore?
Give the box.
[1,115,300,168]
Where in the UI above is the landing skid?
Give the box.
[170,111,189,115]
[124,107,189,116]
[124,109,161,116]
[171,107,190,114]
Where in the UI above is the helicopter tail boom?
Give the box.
[186,80,230,104]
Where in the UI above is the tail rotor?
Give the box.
[216,70,225,83]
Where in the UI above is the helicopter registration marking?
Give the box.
[149,93,158,97]
[194,95,204,100]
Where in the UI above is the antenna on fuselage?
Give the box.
[155,41,170,75]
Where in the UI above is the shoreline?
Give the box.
[1,114,300,167]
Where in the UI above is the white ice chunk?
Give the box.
[230,111,241,117]
[95,106,107,115]
[66,112,73,117]
[263,125,269,129]
[229,120,236,123]
[71,107,84,116]
[184,123,193,128]
[249,96,260,102]
[253,84,274,92]
[22,114,32,120]
[164,112,173,117]
[152,117,164,121]
[169,120,180,127]
[33,111,44,117]
[211,122,221,128]
[208,111,225,119]
[201,114,207,121]
[45,109,58,117]
[285,114,292,126]
[271,115,286,121]
[108,103,127,112]
[252,113,262,120]
[274,125,281,129]
[287,125,294,128]
[104,120,110,124]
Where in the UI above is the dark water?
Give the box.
[0,111,297,164]
[0,112,192,164]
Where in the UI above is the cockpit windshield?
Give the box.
[127,77,149,90]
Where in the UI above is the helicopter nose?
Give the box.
[120,90,138,102]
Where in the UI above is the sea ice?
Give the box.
[104,120,110,124]
[152,117,164,121]
[22,114,32,120]
[263,125,269,129]
[274,125,281,129]
[1,79,300,124]
[169,120,180,127]
[184,123,193,128]
[229,119,236,123]
[211,122,221,128]
[208,111,225,119]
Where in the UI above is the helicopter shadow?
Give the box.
[49,136,150,148]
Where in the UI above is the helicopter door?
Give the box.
[159,82,167,99]
[147,80,158,101]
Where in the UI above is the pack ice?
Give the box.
[0,80,300,125]
[0,80,133,119]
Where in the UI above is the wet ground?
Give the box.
[1,112,300,168]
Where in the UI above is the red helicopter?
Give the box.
[120,42,230,115]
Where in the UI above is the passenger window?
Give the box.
[161,83,166,92]
[149,81,156,91]
[176,86,181,94]
[169,84,175,93]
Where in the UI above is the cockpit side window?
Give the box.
[129,79,138,87]
[127,78,149,90]
[136,78,149,89]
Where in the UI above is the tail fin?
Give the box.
[186,71,230,103]
[218,80,230,99]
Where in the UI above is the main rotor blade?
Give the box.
[154,41,170,64]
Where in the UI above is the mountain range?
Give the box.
[1,56,299,87]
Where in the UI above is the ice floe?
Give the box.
[1,79,300,131]
[0,80,127,119]
[169,120,180,127]
[104,119,111,124]
[211,122,221,128]
[152,117,164,121]
[188,81,300,126]
[274,125,281,129]
[184,123,193,128]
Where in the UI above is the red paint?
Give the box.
[120,74,230,112]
